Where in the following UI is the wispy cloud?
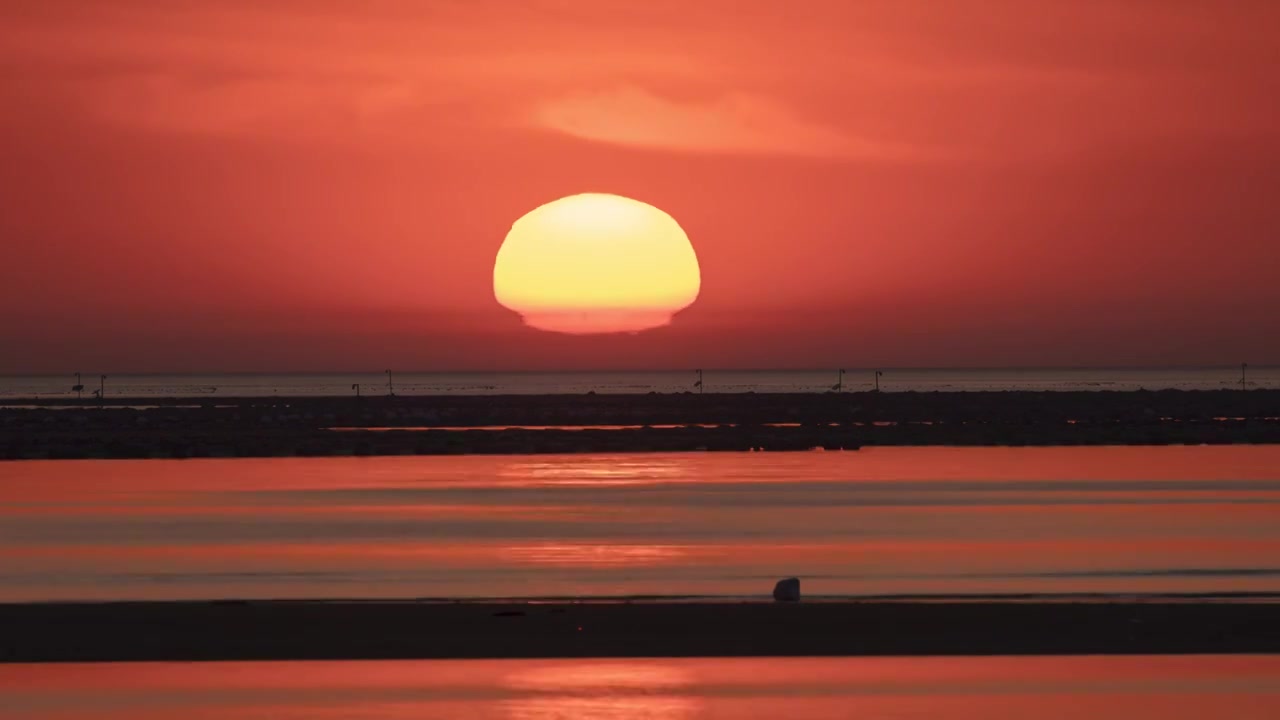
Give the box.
[533,86,916,159]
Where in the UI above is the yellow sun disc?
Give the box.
[494,193,701,334]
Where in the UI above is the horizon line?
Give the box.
[0,364,1271,378]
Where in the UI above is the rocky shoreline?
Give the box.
[3,390,1278,459]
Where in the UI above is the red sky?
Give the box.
[2,0,1278,372]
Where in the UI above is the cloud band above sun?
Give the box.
[494,193,701,334]
[533,87,910,158]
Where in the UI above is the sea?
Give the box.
[2,366,1275,399]
[3,446,1279,601]
[4,656,1278,719]
[5,431,1280,714]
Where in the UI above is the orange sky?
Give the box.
[2,0,1278,372]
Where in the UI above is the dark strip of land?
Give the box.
[3,390,1278,458]
[3,598,1278,662]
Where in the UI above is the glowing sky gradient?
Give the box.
[1,1,1277,371]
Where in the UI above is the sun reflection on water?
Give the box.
[502,663,700,720]
[504,543,688,567]
[498,457,689,486]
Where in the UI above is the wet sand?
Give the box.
[2,597,1278,662]
[3,390,1279,458]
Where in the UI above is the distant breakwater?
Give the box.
[3,390,1279,459]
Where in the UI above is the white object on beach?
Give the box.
[773,577,801,602]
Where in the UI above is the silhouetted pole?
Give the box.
[874,370,883,392]
[1242,363,1248,391]
[352,383,361,398]
[386,370,395,397]
[99,375,107,401]
[833,368,845,392]
[72,372,83,399]
[694,369,703,394]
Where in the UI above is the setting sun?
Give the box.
[493,193,701,334]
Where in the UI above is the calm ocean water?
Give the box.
[3,656,1278,719]
[2,366,1274,398]
[2,446,1279,602]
